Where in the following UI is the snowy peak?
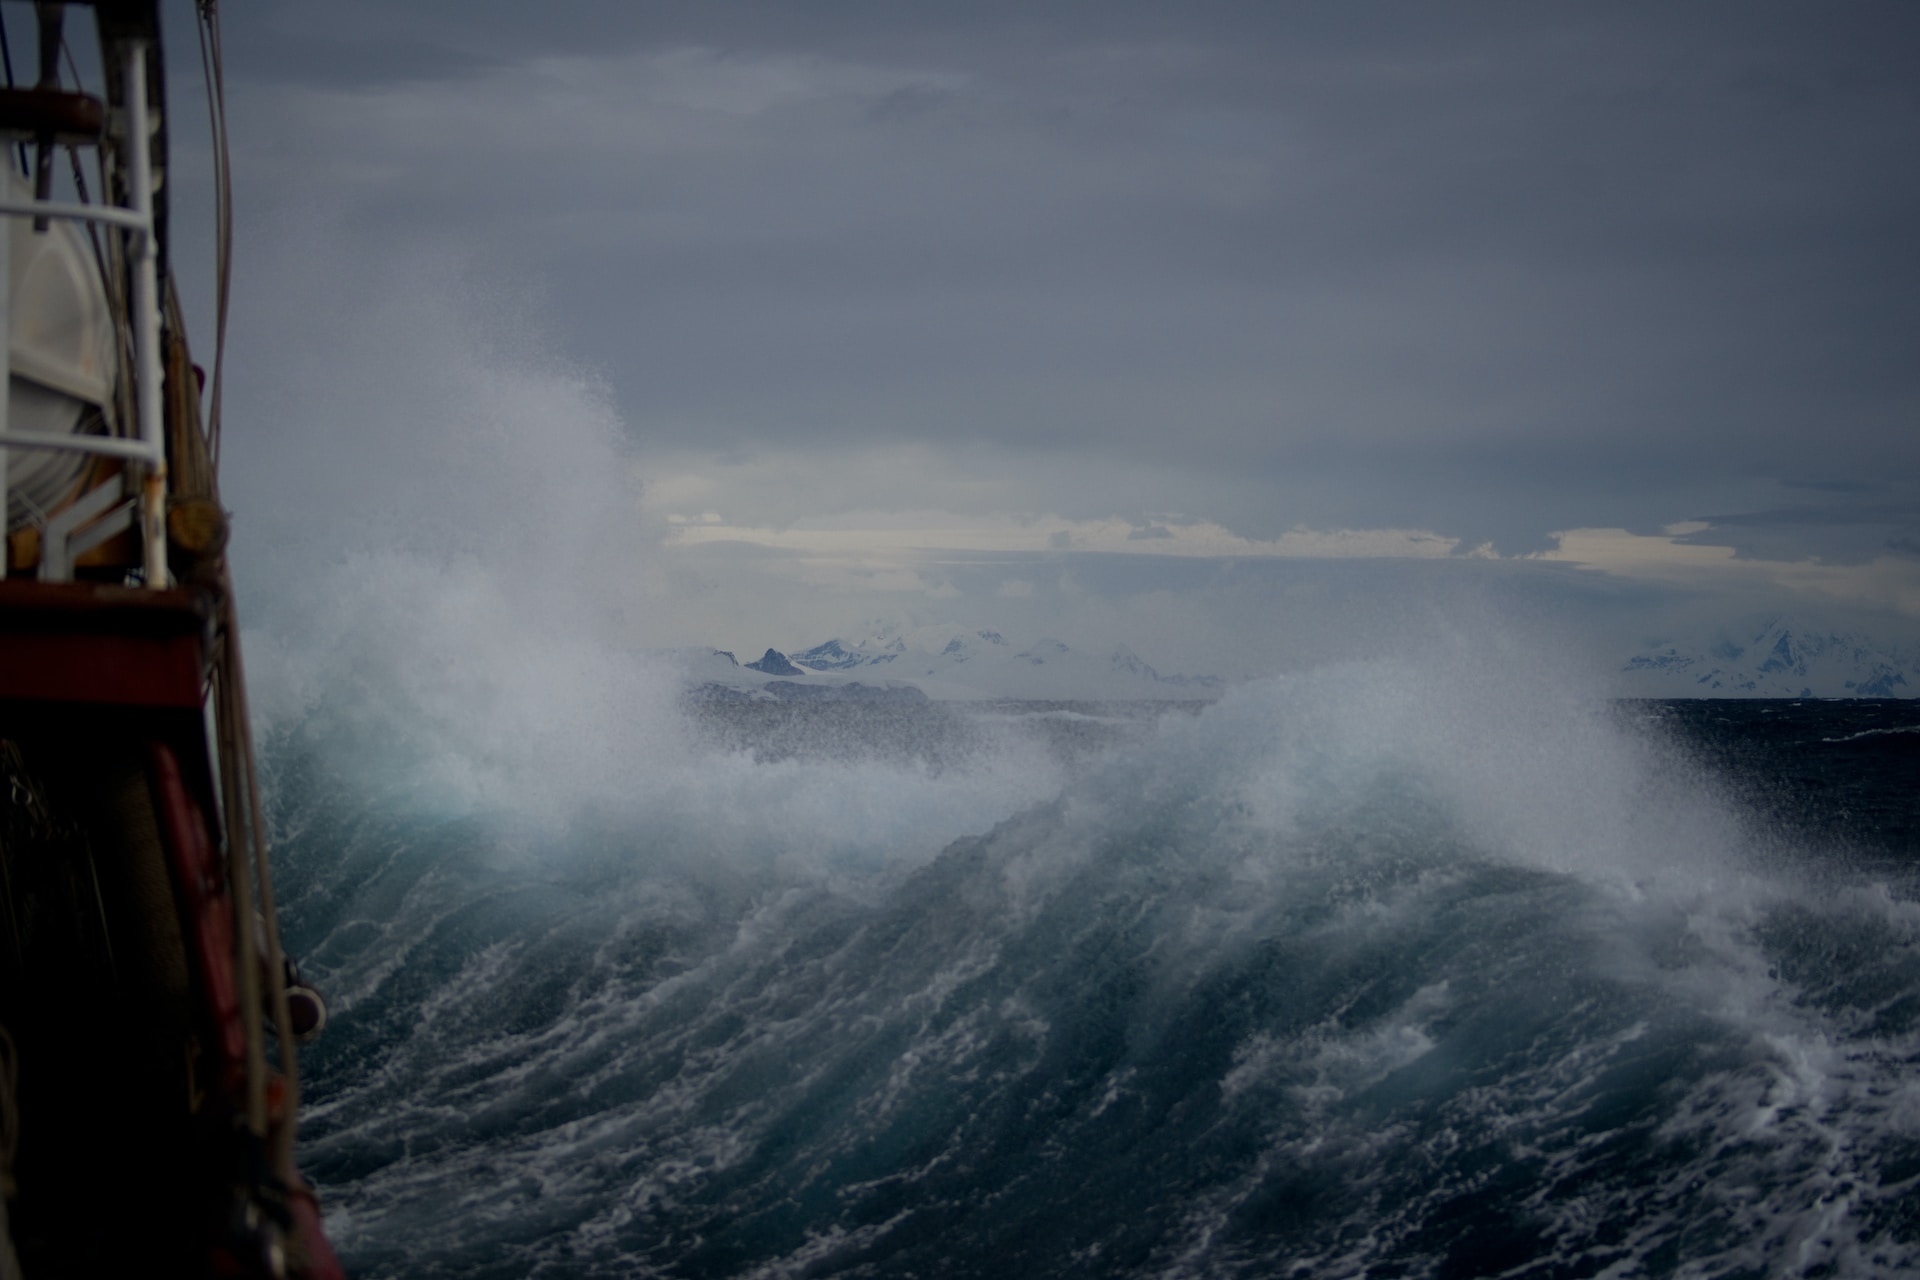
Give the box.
[746,648,803,676]
[1109,644,1157,681]
[790,639,896,672]
[1621,617,1915,697]
[1016,639,1071,667]
[935,629,1011,662]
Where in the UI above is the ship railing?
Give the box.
[0,41,166,588]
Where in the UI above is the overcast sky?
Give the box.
[167,2,1920,675]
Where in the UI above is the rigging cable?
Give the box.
[195,0,232,470]
[193,2,301,1172]
[0,7,24,174]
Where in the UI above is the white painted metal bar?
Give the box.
[0,431,164,459]
[0,198,149,231]
[0,201,9,539]
[125,43,168,588]
[0,44,169,586]
[40,478,130,581]
[63,499,136,564]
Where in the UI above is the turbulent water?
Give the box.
[266,674,1920,1279]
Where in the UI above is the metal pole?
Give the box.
[0,201,10,555]
[124,41,166,587]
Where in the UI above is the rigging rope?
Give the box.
[220,579,304,1184]
[0,1025,17,1280]
[0,8,24,175]
[196,0,232,471]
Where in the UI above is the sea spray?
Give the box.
[219,218,1917,1280]
[258,650,1920,1278]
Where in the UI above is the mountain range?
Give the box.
[662,616,1918,703]
[1616,617,1914,698]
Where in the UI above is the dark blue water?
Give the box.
[267,674,1920,1279]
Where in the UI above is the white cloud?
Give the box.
[1534,526,1920,618]
[662,511,1473,561]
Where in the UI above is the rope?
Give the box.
[209,653,269,1141]
[0,1018,17,1195]
[220,575,303,1184]
[185,5,301,1169]
[196,1,233,472]
[0,8,25,175]
[175,0,299,1173]
[207,571,301,1182]
[0,1025,18,1280]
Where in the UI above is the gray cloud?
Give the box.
[1679,491,1920,567]
[188,2,1920,655]
[1696,500,1920,530]
[214,3,1920,489]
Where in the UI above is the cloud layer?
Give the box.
[191,2,1920,670]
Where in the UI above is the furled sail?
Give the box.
[3,164,116,530]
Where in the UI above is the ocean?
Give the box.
[266,674,1920,1279]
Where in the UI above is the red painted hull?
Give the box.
[0,580,341,1279]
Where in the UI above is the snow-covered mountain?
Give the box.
[671,615,1916,703]
[1619,617,1915,698]
[676,627,1222,702]
[656,647,927,703]
[745,648,804,676]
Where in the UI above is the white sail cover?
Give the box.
[5,163,119,530]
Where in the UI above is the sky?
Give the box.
[153,2,1920,678]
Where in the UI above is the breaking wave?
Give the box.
[227,226,1919,1278]
[261,657,1920,1279]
